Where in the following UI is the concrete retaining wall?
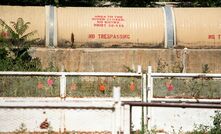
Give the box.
[30,48,221,73]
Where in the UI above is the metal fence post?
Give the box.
[60,74,66,99]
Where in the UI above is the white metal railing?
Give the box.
[146,66,221,103]
[121,66,221,133]
[3,66,220,103]
[1,66,221,133]
[0,71,143,99]
[0,70,130,133]
[0,70,143,133]
[0,70,143,134]
[144,66,221,131]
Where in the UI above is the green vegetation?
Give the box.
[66,76,141,97]
[0,75,141,97]
[153,77,221,99]
[155,62,220,99]
[15,123,27,133]
[188,111,221,134]
[0,76,60,97]
[189,0,221,7]
[0,0,220,7]
[0,18,41,71]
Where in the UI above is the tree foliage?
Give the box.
[0,18,41,71]
[0,0,221,7]
[191,0,221,7]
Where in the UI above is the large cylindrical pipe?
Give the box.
[57,7,165,48]
[1,6,221,49]
[174,8,221,48]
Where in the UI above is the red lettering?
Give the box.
[97,34,130,39]
[218,34,221,40]
[119,25,124,27]
[88,34,95,39]
[94,24,106,27]
[92,15,125,28]
[97,21,103,23]
[208,34,215,39]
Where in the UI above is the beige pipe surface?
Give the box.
[57,7,165,48]
[174,8,221,48]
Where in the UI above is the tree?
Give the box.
[192,0,221,7]
[120,0,151,7]
[0,0,221,8]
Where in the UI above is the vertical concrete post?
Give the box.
[112,108,115,134]
[147,66,153,102]
[142,73,147,127]
[123,104,130,134]
[137,65,142,74]
[113,86,121,134]
[59,109,66,133]
[60,74,66,99]
[113,86,121,102]
[147,66,153,130]
[182,47,188,73]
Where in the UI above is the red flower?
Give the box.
[167,84,174,91]
[130,82,135,91]
[37,82,43,90]
[164,81,174,91]
[47,78,54,86]
[70,83,77,91]
[99,84,106,91]
[1,31,9,38]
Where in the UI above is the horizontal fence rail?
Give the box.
[0,71,142,77]
[0,71,143,99]
[123,101,221,109]
[151,72,221,78]
[122,101,221,133]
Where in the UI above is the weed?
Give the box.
[188,111,221,134]
[123,65,136,73]
[15,123,27,133]
[202,64,210,73]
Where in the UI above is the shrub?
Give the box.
[188,111,221,134]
